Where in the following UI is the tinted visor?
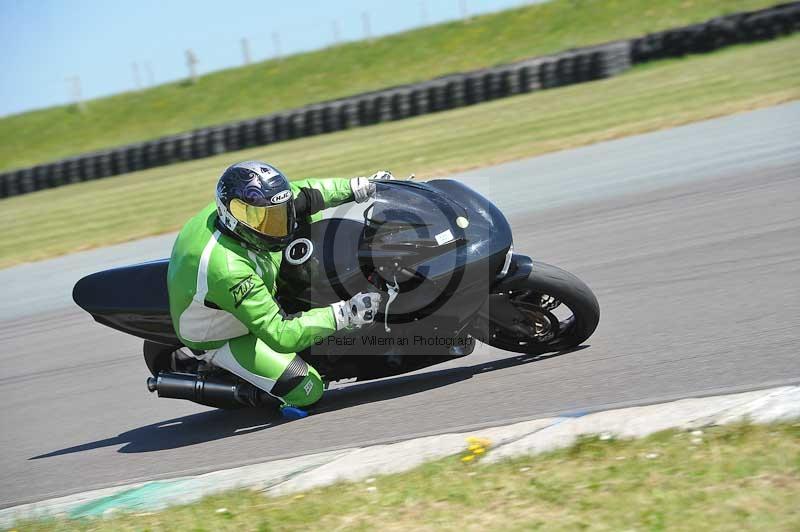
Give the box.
[230,198,291,238]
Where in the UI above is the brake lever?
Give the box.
[384,275,400,333]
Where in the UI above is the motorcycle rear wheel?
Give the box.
[487,261,599,354]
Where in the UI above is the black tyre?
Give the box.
[486,261,600,354]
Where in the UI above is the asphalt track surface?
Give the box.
[1,103,798,508]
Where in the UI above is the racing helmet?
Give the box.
[215,161,296,252]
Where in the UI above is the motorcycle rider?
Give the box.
[167,161,390,416]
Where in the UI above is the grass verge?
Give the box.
[14,422,800,531]
[0,0,781,171]
[1,35,798,269]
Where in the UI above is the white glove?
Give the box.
[350,170,395,203]
[371,170,394,181]
[331,292,382,330]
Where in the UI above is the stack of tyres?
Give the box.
[272,114,289,141]
[256,117,275,144]
[224,124,241,152]
[573,53,593,82]
[79,156,96,181]
[445,79,465,107]
[3,171,21,197]
[632,1,800,64]
[409,88,429,116]
[112,149,128,175]
[0,172,13,198]
[464,74,486,104]
[518,62,541,92]
[240,120,258,148]
[338,101,357,129]
[390,91,411,120]
[31,166,47,192]
[19,168,35,194]
[426,83,446,112]
[555,55,576,86]
[208,128,226,155]
[175,134,193,161]
[191,130,209,159]
[304,108,324,136]
[321,105,341,132]
[47,162,64,189]
[356,98,376,126]
[142,142,160,169]
[499,68,520,96]
[374,96,392,122]
[65,158,82,184]
[96,152,113,178]
[288,112,305,139]
[539,61,557,89]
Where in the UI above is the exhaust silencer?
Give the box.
[146,372,269,409]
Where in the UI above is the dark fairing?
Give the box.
[368,179,512,320]
[72,259,178,345]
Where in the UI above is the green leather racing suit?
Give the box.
[167,178,355,407]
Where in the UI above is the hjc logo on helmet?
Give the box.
[271,190,292,204]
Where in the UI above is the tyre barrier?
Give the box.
[237,120,256,149]
[208,128,226,156]
[191,130,209,159]
[631,2,800,63]
[409,88,429,116]
[141,141,158,169]
[63,158,80,184]
[539,60,557,89]
[500,68,520,96]
[223,125,241,152]
[76,157,92,182]
[97,152,113,179]
[390,91,410,120]
[256,117,275,144]
[426,83,445,112]
[464,74,485,105]
[4,171,20,197]
[287,112,305,139]
[46,162,64,189]
[518,64,540,93]
[445,79,465,108]
[18,168,34,194]
[272,114,289,141]
[6,171,21,197]
[174,133,193,161]
[304,108,323,136]
[0,173,11,198]
[111,149,127,175]
[3,1,797,199]
[320,105,339,132]
[340,102,358,129]
[357,98,377,126]
[127,144,141,171]
[29,166,44,192]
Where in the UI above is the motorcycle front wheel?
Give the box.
[485,261,600,354]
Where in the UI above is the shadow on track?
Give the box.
[31,347,584,459]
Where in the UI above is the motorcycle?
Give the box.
[73,178,600,410]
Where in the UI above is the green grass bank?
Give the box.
[13,422,800,531]
[0,0,780,171]
[1,35,797,269]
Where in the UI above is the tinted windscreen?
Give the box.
[364,181,468,247]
